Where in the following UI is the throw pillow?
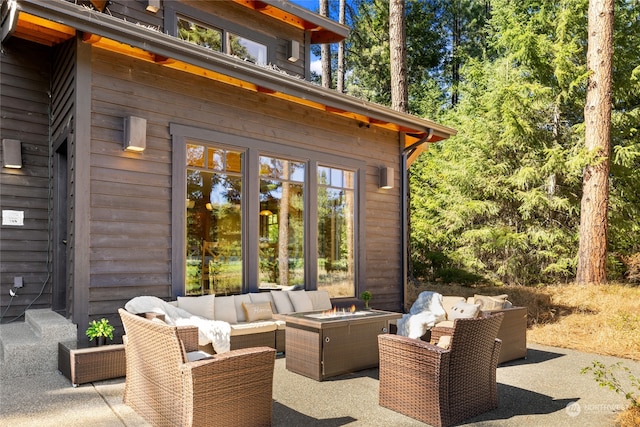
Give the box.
[214,295,238,323]
[307,290,332,311]
[436,335,452,349]
[271,291,295,314]
[233,294,252,322]
[177,294,215,319]
[441,296,465,320]
[287,290,314,312]
[474,294,509,311]
[448,301,480,320]
[242,302,274,322]
[249,292,276,311]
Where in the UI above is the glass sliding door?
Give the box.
[258,156,305,289]
[186,144,243,295]
[317,166,355,297]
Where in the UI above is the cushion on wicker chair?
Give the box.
[474,294,509,310]
[448,301,480,319]
[435,335,452,349]
[379,312,504,427]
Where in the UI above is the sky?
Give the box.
[290,0,328,74]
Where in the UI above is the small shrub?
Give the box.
[581,361,640,422]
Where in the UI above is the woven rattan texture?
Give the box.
[378,313,503,427]
[119,309,276,427]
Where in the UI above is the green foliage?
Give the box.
[85,318,114,342]
[407,0,640,285]
[582,361,640,408]
[343,0,639,285]
[360,291,372,308]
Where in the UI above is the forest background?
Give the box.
[304,0,640,287]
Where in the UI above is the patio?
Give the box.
[1,343,638,426]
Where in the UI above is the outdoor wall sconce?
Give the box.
[379,166,394,189]
[146,0,160,13]
[2,139,22,169]
[287,40,300,62]
[123,116,147,152]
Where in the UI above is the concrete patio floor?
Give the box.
[1,343,638,426]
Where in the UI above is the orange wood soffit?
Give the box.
[14,12,75,46]
[234,0,312,31]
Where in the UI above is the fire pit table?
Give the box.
[282,308,401,381]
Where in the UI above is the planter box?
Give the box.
[58,341,125,387]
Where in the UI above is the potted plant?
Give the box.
[86,318,115,346]
[360,291,372,309]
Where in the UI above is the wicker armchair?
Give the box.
[118,309,276,427]
[378,312,504,427]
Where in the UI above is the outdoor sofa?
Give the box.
[128,290,333,354]
[396,293,527,364]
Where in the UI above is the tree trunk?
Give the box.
[320,0,332,89]
[576,0,614,285]
[451,0,460,106]
[337,0,346,93]
[389,0,408,112]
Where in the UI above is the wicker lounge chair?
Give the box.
[118,309,276,427]
[378,312,504,427]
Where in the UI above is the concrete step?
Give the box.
[0,309,77,378]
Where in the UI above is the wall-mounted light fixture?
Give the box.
[123,116,147,152]
[379,166,394,189]
[3,139,22,169]
[146,0,160,13]
[287,40,300,62]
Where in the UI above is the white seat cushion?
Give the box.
[229,321,277,336]
[186,350,213,362]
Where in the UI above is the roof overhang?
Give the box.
[3,0,456,165]
[234,0,349,44]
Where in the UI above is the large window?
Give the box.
[186,144,243,295]
[258,156,305,289]
[173,125,364,299]
[317,166,355,297]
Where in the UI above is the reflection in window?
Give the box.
[177,17,266,65]
[259,156,305,289]
[229,33,267,65]
[186,144,243,295]
[318,166,355,297]
[177,17,222,51]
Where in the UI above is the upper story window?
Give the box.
[167,3,274,66]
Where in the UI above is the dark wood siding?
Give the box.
[0,38,52,321]
[51,39,76,320]
[87,46,403,320]
[102,0,164,30]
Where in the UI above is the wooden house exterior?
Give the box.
[0,0,456,341]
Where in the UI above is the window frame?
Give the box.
[165,1,276,65]
[171,124,366,297]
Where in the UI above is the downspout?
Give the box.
[401,130,432,311]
